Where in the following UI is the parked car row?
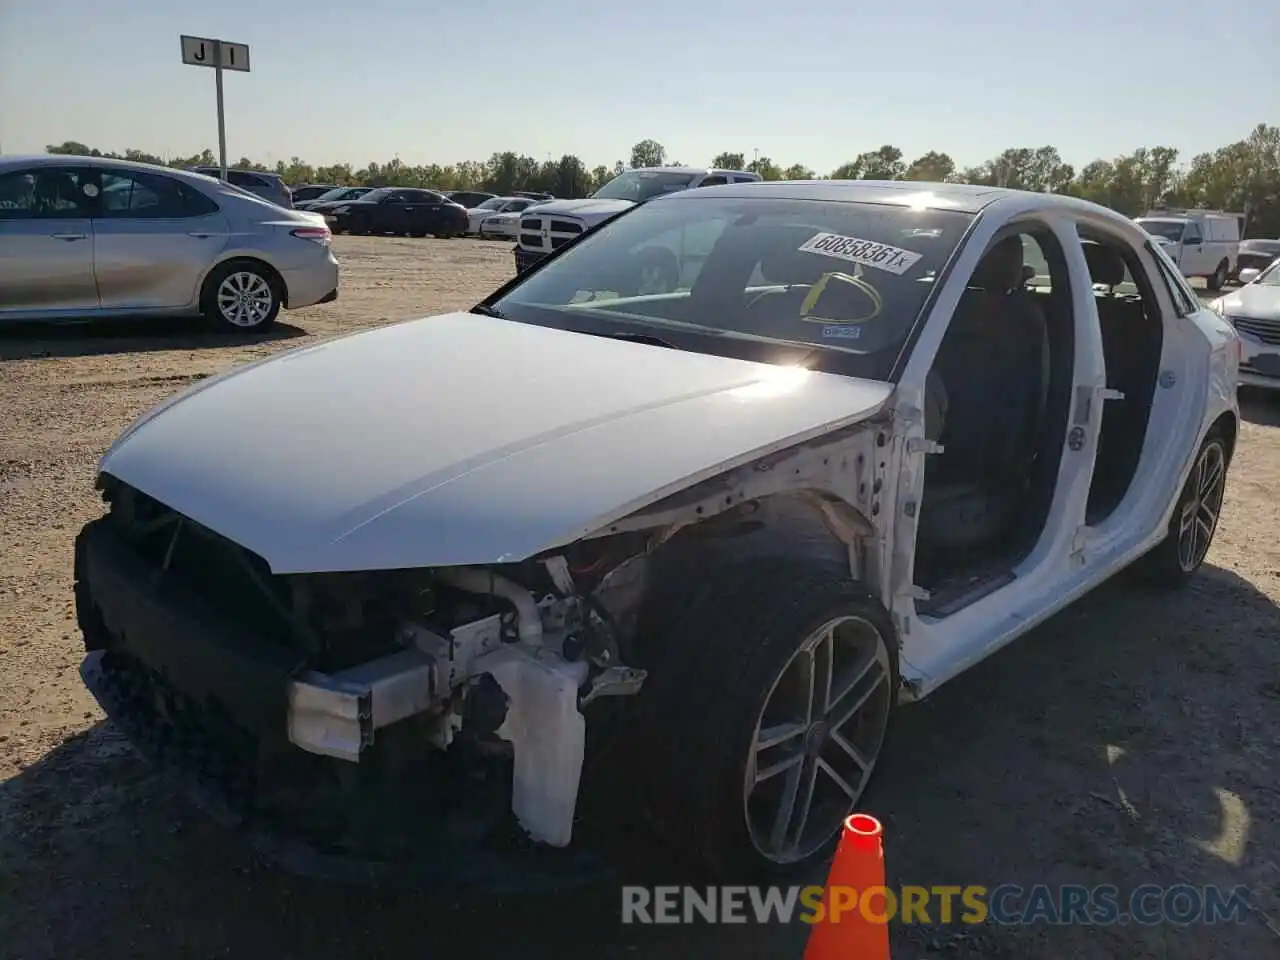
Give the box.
[283,184,559,240]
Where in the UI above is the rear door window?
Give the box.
[97,170,219,219]
[0,167,93,219]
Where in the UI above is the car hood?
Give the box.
[99,313,893,574]
[524,198,636,220]
[1219,284,1280,321]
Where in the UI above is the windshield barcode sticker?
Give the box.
[798,233,923,275]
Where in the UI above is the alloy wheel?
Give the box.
[1176,440,1226,572]
[216,271,275,328]
[744,615,893,864]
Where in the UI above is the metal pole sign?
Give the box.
[180,35,251,180]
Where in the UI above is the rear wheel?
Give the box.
[1207,260,1228,291]
[201,260,281,333]
[630,558,898,878]
[1134,429,1228,586]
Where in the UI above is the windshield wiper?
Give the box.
[470,303,506,319]
[581,331,677,349]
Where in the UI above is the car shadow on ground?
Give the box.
[1239,388,1280,427]
[0,316,307,362]
[1,566,1276,960]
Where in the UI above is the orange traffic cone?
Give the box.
[803,814,891,960]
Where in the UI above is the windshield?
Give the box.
[354,187,391,203]
[475,197,505,210]
[315,186,361,202]
[490,195,974,381]
[1242,239,1280,256]
[1136,219,1185,242]
[592,170,699,203]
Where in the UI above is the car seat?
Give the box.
[917,236,1051,554]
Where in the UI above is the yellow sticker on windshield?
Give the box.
[800,270,883,325]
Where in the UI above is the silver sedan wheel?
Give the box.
[216,271,275,328]
[1176,439,1226,572]
[744,615,893,864]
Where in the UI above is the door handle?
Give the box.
[187,232,216,239]
[51,233,87,241]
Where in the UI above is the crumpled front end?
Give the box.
[74,477,627,890]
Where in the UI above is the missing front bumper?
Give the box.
[73,519,610,892]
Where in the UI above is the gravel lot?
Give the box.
[1,236,1277,959]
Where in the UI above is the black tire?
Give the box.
[628,557,899,879]
[330,225,346,235]
[410,231,427,238]
[1133,427,1229,587]
[200,260,282,334]
[1207,260,1228,291]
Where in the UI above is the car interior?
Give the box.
[913,230,1076,615]
[1078,234,1164,525]
[911,227,1167,615]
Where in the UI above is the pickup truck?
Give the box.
[1135,208,1241,291]
[513,166,761,273]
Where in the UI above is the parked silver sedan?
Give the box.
[0,155,339,332]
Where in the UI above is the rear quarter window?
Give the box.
[227,171,266,188]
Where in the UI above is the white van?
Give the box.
[1134,209,1241,290]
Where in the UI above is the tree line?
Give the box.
[45,122,1280,235]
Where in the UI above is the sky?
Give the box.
[1,0,1275,175]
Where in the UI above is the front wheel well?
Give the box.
[201,257,289,309]
[1209,410,1238,465]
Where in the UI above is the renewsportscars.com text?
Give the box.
[620,884,1252,926]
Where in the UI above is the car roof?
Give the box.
[649,178,1117,216]
[192,166,286,181]
[0,153,241,188]
[627,166,753,177]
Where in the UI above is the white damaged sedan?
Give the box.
[75,181,1241,884]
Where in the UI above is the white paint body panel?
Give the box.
[890,196,1239,698]
[99,312,893,573]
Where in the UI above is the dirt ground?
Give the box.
[1,236,1277,959]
